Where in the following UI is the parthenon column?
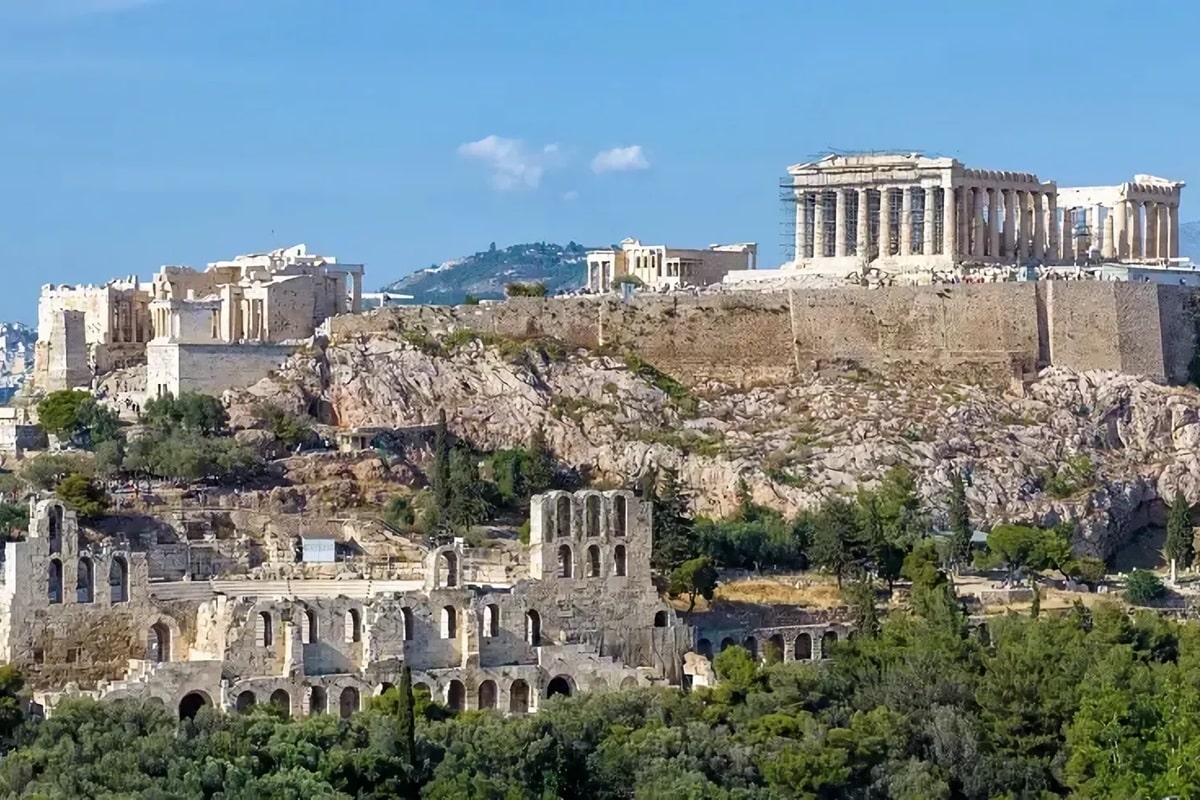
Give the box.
[794,192,807,261]
[1158,203,1170,260]
[958,188,971,257]
[986,188,1000,258]
[1033,193,1045,261]
[1046,191,1058,264]
[1130,200,1143,259]
[1169,203,1180,259]
[922,189,936,255]
[900,187,913,256]
[1144,202,1159,259]
[813,193,826,258]
[942,184,957,258]
[856,188,870,258]
[1112,202,1127,259]
[879,188,892,257]
[1016,192,1028,261]
[1002,189,1015,258]
[974,189,987,257]
[834,189,848,258]
[1101,214,1114,260]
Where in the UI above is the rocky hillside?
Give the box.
[381,242,593,304]
[227,327,1200,562]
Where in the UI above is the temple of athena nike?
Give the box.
[783,153,1185,276]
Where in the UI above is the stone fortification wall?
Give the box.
[147,342,297,398]
[328,282,1197,386]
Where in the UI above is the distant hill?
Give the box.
[1180,221,1200,262]
[381,242,595,304]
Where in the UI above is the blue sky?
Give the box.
[0,0,1196,322]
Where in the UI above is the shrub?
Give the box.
[504,282,548,298]
[1125,569,1166,605]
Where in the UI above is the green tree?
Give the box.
[431,409,451,512]
[55,472,108,520]
[36,390,90,438]
[1166,489,1194,570]
[979,524,1050,584]
[844,579,880,637]
[397,664,417,772]
[947,470,972,569]
[252,403,316,449]
[1029,574,1041,618]
[524,424,555,494]
[667,556,718,617]
[649,467,694,572]
[1125,569,1166,605]
[142,391,228,435]
[811,496,865,586]
[445,444,491,530]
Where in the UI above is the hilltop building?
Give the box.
[585,238,757,292]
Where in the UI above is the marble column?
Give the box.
[857,188,870,259]
[1102,215,1114,260]
[1169,203,1180,259]
[900,187,913,256]
[1145,202,1159,259]
[958,188,972,257]
[1046,192,1058,264]
[974,189,987,257]
[794,193,807,260]
[1002,189,1016,259]
[1158,203,1170,260]
[1112,202,1127,260]
[1016,192,1028,261]
[1130,200,1143,259]
[942,184,957,258]
[879,188,892,257]
[922,188,936,255]
[813,192,826,258]
[834,189,848,258]
[987,188,1000,258]
[1033,193,1045,261]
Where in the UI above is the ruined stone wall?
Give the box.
[264,276,317,342]
[147,341,296,397]
[328,282,1197,387]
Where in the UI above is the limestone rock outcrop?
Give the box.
[227,331,1200,560]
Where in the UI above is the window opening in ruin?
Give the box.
[546,675,573,698]
[795,632,813,661]
[345,609,362,643]
[65,647,78,664]
[446,680,466,712]
[441,606,457,639]
[822,630,838,657]
[235,691,256,713]
[309,686,327,714]
[525,609,541,646]
[178,691,209,720]
[585,495,600,537]
[557,544,573,578]
[48,559,62,605]
[339,687,359,718]
[766,634,785,665]
[555,495,571,538]
[743,636,758,660]
[401,607,413,641]
[613,545,627,577]
[613,496,627,537]
[270,689,291,716]
[509,679,530,714]
[654,611,668,628]
[48,505,62,554]
[478,680,497,710]
[439,551,458,588]
[697,638,713,659]
[378,682,395,695]
[303,610,318,644]
[586,545,601,578]
[109,556,128,603]
[484,604,500,637]
[719,637,736,652]
[148,622,171,663]
[76,557,94,603]
[32,649,44,664]
[256,611,274,647]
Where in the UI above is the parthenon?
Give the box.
[785,153,1184,275]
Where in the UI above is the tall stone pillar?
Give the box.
[1130,199,1143,259]
[879,188,892,257]
[1169,203,1180,259]
[1016,192,1028,261]
[1143,202,1158,259]
[900,187,913,256]
[974,189,987,258]
[986,187,1000,258]
[794,192,808,261]
[1033,193,1045,261]
[856,188,870,259]
[922,188,936,255]
[958,188,972,257]
[1002,189,1016,259]
[1112,202,1127,260]
[813,192,826,258]
[834,189,848,257]
[1046,192,1058,264]
[942,184,957,258]
[351,270,363,312]
[1158,203,1170,260]
[1102,214,1114,260]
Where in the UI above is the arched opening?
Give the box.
[401,607,414,641]
[743,636,758,660]
[76,557,94,603]
[302,609,318,644]
[441,606,457,639]
[555,495,571,538]
[697,638,713,659]
[509,679,530,713]
[178,691,210,719]
[484,604,500,638]
[148,622,171,663]
[413,682,432,705]
[613,545,627,577]
[338,687,359,718]
[719,637,736,652]
[847,630,858,642]
[620,676,639,689]
[256,612,273,647]
[377,682,395,695]
[344,608,362,643]
[109,556,128,604]
[48,505,63,554]
[586,545,601,577]
[557,544,573,578]
[446,680,466,711]
[270,688,291,715]
[235,691,256,713]
[765,634,785,665]
[794,632,813,661]
[585,494,600,537]
[613,496,627,537]
[478,680,497,710]
[977,623,991,646]
[821,630,838,658]
[48,559,62,604]
[439,550,458,588]
[525,609,541,646]
[309,686,327,714]
[654,610,668,628]
[546,675,573,698]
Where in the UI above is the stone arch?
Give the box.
[697,638,713,659]
[509,679,530,713]
[401,606,413,641]
[48,504,63,554]
[613,544,627,577]
[478,679,497,710]
[302,609,318,644]
[525,609,541,646]
[555,495,571,538]
[109,555,129,603]
[48,558,62,604]
[557,544,573,578]
[446,679,466,711]
[76,556,94,603]
[178,690,210,719]
[613,495,628,537]
[435,547,459,589]
[654,610,668,628]
[822,630,838,657]
[546,675,574,698]
[413,682,432,704]
[148,621,171,663]
[441,606,457,639]
[719,636,736,652]
[585,494,600,537]
[765,634,785,665]
[344,608,362,643]
[309,686,328,714]
[235,691,256,713]
[794,632,813,661]
[376,682,395,696]
[484,604,500,638]
[338,686,359,718]
[586,545,601,577]
[743,636,758,660]
[620,676,639,690]
[270,688,291,715]
[256,611,274,647]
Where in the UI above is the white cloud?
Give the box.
[457,135,565,191]
[590,145,650,174]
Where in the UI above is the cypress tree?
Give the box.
[526,424,554,494]
[398,663,416,769]
[431,409,451,511]
[947,470,972,570]
[1166,489,1194,569]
